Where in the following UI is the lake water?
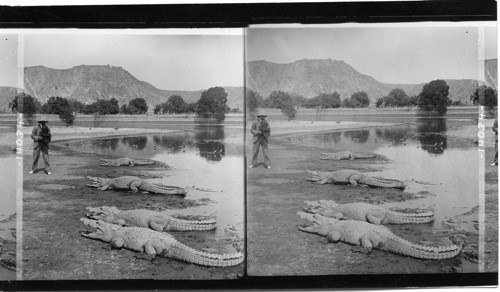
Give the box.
[287,118,480,228]
[69,125,246,239]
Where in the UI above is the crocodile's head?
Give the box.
[80,218,120,241]
[303,200,339,215]
[297,212,339,236]
[85,206,120,222]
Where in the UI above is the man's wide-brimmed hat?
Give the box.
[257,114,267,118]
[37,115,49,123]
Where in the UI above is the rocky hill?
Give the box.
[485,58,497,90]
[247,59,495,104]
[7,65,243,110]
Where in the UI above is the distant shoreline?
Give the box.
[0,105,489,125]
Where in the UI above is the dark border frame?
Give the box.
[0,1,497,290]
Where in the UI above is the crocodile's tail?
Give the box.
[381,234,462,259]
[167,216,217,231]
[385,210,434,224]
[163,241,244,267]
[352,152,377,159]
[150,183,187,196]
[134,159,156,165]
[360,175,410,189]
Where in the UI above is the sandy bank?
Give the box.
[0,126,182,148]
[259,120,403,137]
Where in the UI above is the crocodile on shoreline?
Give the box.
[297,212,462,260]
[87,176,187,196]
[99,158,157,167]
[81,218,243,267]
[306,169,411,189]
[303,200,434,224]
[86,206,216,231]
[320,151,376,161]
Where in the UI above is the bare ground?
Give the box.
[247,127,495,276]
[21,144,244,280]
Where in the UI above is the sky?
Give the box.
[247,24,498,84]
[0,24,497,88]
[0,34,18,87]
[1,30,244,90]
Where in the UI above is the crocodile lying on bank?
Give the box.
[306,169,411,189]
[87,176,187,196]
[320,151,376,161]
[99,158,156,167]
[86,206,216,231]
[297,212,461,259]
[80,218,243,267]
[303,200,434,224]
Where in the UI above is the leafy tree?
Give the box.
[470,85,497,109]
[69,99,85,114]
[196,87,229,122]
[153,104,163,114]
[375,98,384,108]
[304,92,342,109]
[120,104,131,114]
[418,79,451,115]
[290,93,307,108]
[127,98,148,114]
[342,97,353,108]
[58,105,75,126]
[42,96,70,114]
[9,93,38,119]
[83,99,120,115]
[264,91,296,119]
[246,89,263,115]
[349,91,370,108]
[185,102,197,114]
[165,95,187,114]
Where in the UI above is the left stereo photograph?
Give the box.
[1,30,246,280]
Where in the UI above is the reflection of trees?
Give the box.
[152,134,189,152]
[311,131,342,144]
[195,125,225,162]
[107,138,120,150]
[417,118,447,155]
[121,136,148,150]
[375,126,411,146]
[343,129,370,144]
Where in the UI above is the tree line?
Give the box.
[247,79,498,118]
[9,86,232,125]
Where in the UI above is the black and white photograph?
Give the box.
[0,1,497,289]
[1,30,245,280]
[245,23,498,276]
[0,34,17,280]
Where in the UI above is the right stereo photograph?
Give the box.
[245,23,498,276]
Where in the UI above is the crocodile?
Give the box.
[87,176,186,196]
[306,169,411,189]
[320,151,376,161]
[99,158,156,167]
[297,212,461,259]
[80,218,243,267]
[303,200,433,224]
[86,206,216,231]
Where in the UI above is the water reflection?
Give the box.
[122,136,148,150]
[375,125,412,146]
[68,125,240,163]
[417,119,447,155]
[343,129,370,144]
[195,125,225,162]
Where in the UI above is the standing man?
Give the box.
[492,118,498,166]
[29,115,52,175]
[250,113,271,169]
